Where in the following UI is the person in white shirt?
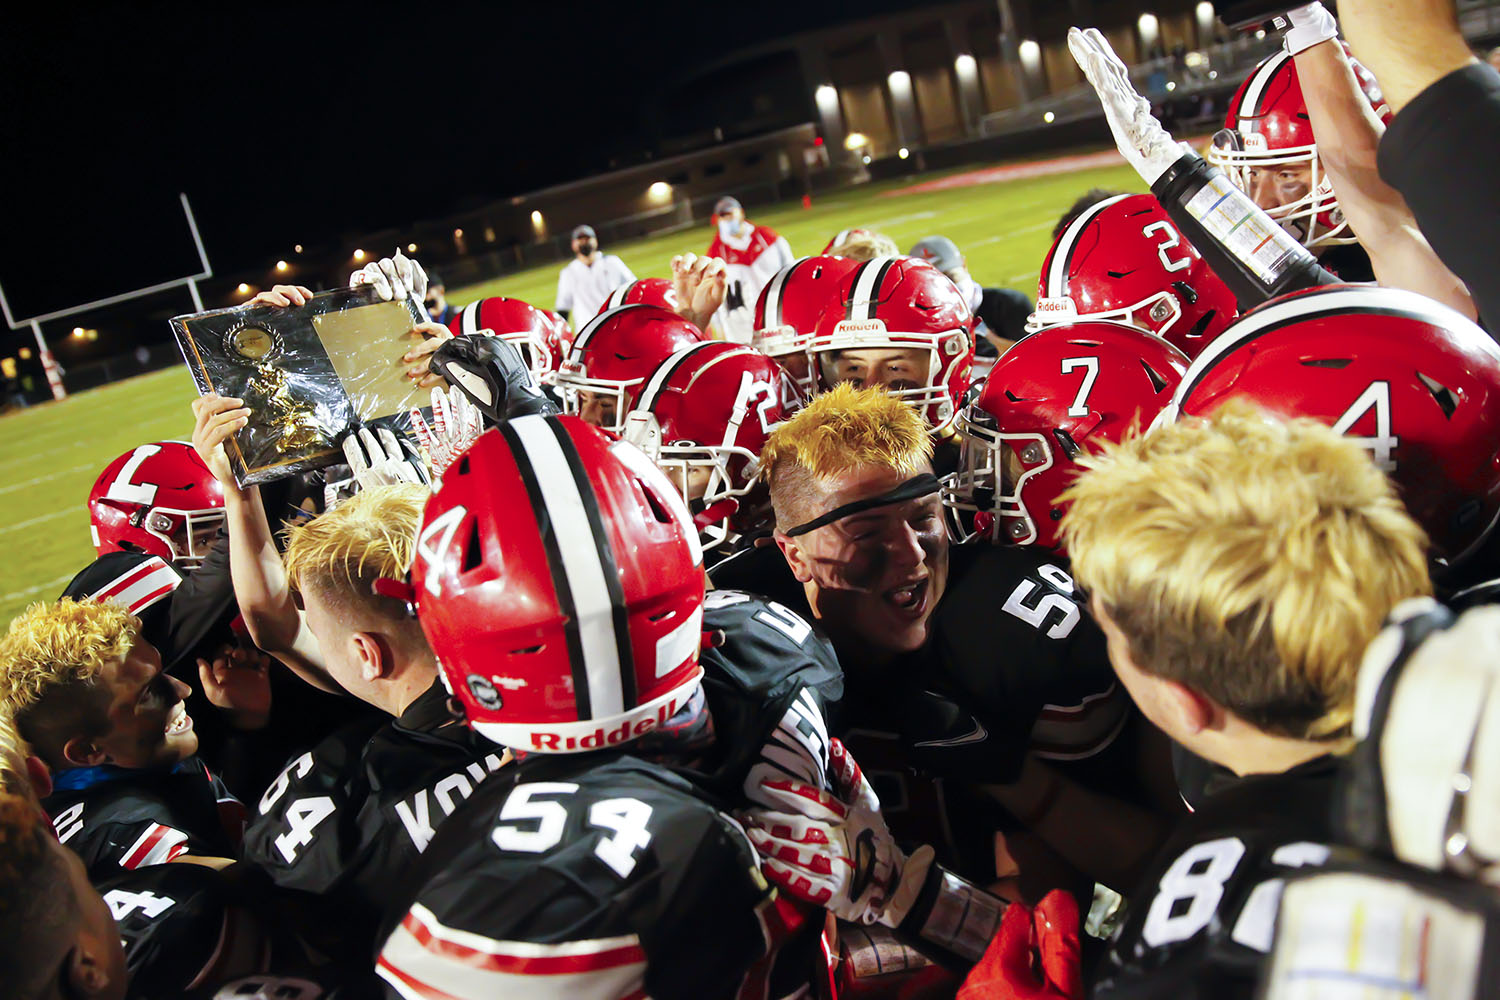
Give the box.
[704,197,794,344]
[555,224,635,327]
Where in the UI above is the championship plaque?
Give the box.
[171,287,428,486]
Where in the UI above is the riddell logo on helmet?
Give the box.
[834,319,889,337]
[1035,297,1077,316]
[527,693,688,751]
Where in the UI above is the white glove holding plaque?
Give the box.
[744,738,933,928]
[1283,2,1339,56]
[342,427,428,491]
[410,386,484,480]
[349,249,428,304]
[1067,26,1195,187]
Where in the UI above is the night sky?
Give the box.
[0,2,929,322]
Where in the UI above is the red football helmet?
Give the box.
[1205,48,1391,249]
[555,304,705,433]
[622,341,790,546]
[1162,285,1500,564]
[752,255,857,400]
[88,442,226,569]
[945,322,1188,549]
[449,296,573,384]
[597,277,678,315]
[809,256,974,433]
[1029,193,1238,360]
[410,416,706,752]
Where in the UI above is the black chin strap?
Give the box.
[783,474,940,537]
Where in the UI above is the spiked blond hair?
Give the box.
[0,598,140,768]
[1061,401,1431,742]
[761,383,932,531]
[829,231,900,261]
[283,483,428,623]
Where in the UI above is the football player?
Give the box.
[910,234,1033,354]
[706,196,796,343]
[0,598,242,878]
[1026,193,1239,360]
[374,416,838,999]
[621,341,792,555]
[597,276,677,314]
[751,254,857,402]
[943,321,1188,547]
[446,295,574,386]
[88,442,225,570]
[554,303,704,432]
[232,484,507,978]
[1260,599,1500,1000]
[733,385,1177,892]
[1060,401,1432,998]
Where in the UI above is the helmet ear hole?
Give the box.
[638,481,675,525]
[462,523,484,573]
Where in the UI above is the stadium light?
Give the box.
[275,260,289,272]
[1044,111,1056,123]
[844,132,868,151]
[955,53,977,79]
[815,84,837,107]
[85,329,98,342]
[72,327,84,338]
[1208,70,1219,79]
[530,210,542,225]
[887,70,912,95]
[1138,13,1160,49]
[898,147,910,159]
[18,347,31,360]
[1018,39,1041,72]
[1196,1,1215,31]
[648,181,671,200]
[236,283,251,294]
[293,244,303,253]
[453,228,464,238]
[407,243,418,252]
[353,248,366,261]
[1255,28,1266,39]
[862,154,872,164]
[1165,81,1177,91]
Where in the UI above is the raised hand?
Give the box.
[1067,26,1192,186]
[197,642,272,731]
[671,252,728,333]
[190,394,250,493]
[350,249,428,303]
[410,385,484,479]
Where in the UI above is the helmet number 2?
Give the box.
[1142,222,1192,273]
[1060,357,1100,418]
[1331,381,1398,472]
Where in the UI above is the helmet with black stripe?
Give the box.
[555,304,705,433]
[1028,193,1238,360]
[447,296,573,385]
[596,278,678,316]
[809,256,974,434]
[409,415,706,753]
[1160,284,1500,566]
[622,341,791,547]
[751,255,856,401]
[944,321,1188,549]
[1205,47,1391,249]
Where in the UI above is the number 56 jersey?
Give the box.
[375,753,782,1000]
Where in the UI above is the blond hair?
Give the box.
[283,483,428,621]
[761,383,932,531]
[829,232,901,261]
[0,598,140,768]
[1061,401,1431,742]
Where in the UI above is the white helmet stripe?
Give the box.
[849,256,899,321]
[503,416,629,719]
[762,256,811,330]
[606,284,631,309]
[568,303,648,362]
[633,341,721,412]
[1237,50,1291,136]
[1167,285,1498,418]
[459,302,483,337]
[1046,194,1132,297]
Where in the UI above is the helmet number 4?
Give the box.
[1142,222,1192,273]
[415,505,469,598]
[1331,381,1398,472]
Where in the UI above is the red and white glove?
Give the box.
[745,739,931,927]
[410,385,483,479]
[957,890,1083,1000]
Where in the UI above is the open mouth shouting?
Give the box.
[884,576,930,619]
[164,704,194,737]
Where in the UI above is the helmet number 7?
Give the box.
[1061,357,1100,418]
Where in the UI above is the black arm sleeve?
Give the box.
[976,287,1033,342]
[1150,152,1339,310]
[1378,63,1500,333]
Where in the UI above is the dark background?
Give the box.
[0,1,931,321]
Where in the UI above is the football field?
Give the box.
[0,153,1140,627]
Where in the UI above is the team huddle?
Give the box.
[3,6,1499,1000]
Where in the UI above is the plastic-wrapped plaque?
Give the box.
[172,287,427,486]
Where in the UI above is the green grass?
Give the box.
[0,158,1140,627]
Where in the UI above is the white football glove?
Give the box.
[341,426,428,493]
[409,386,484,479]
[349,249,428,304]
[745,738,933,927]
[1283,2,1339,56]
[1067,26,1195,187]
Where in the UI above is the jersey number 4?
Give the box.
[492,782,654,878]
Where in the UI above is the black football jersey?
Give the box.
[1094,755,1341,1000]
[46,756,243,880]
[375,753,784,1000]
[241,680,506,962]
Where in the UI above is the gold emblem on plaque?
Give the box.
[226,326,277,361]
